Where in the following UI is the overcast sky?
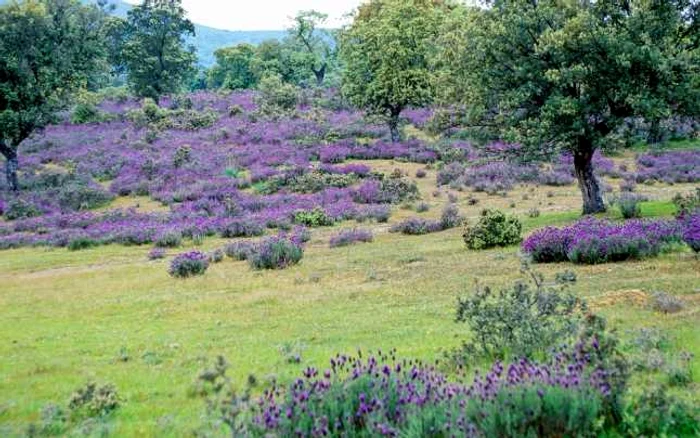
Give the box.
[123,0,363,31]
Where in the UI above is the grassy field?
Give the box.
[0,159,698,436]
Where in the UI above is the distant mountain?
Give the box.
[0,0,286,67]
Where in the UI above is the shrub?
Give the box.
[355,205,391,223]
[390,217,442,235]
[649,291,685,314]
[682,210,700,252]
[672,187,700,217]
[523,217,683,264]
[329,228,374,248]
[463,209,522,250]
[57,183,114,211]
[615,193,643,219]
[68,382,120,418]
[415,202,430,213]
[169,251,209,278]
[67,237,99,251]
[148,248,166,260]
[154,230,183,248]
[224,240,255,261]
[220,219,264,238]
[415,168,427,178]
[454,266,585,360]
[246,347,615,437]
[4,198,42,220]
[257,74,298,110]
[293,207,334,227]
[248,236,303,270]
[378,178,420,204]
[440,203,463,229]
[621,386,700,437]
[208,249,224,263]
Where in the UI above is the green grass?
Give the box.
[0,166,698,436]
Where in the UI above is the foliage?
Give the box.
[224,240,255,261]
[3,198,42,220]
[121,0,197,101]
[293,207,334,227]
[390,217,442,235]
[57,182,114,211]
[68,382,120,418]
[0,0,109,190]
[439,203,463,229]
[523,217,684,264]
[207,43,258,90]
[615,193,644,219]
[287,10,334,85]
[148,247,166,260]
[244,345,619,437]
[438,0,700,213]
[649,291,686,315]
[454,266,585,361]
[256,74,298,111]
[340,0,446,141]
[621,386,700,437]
[463,209,522,250]
[673,187,700,217]
[168,251,209,278]
[154,230,182,248]
[248,236,304,270]
[683,210,700,252]
[329,228,374,248]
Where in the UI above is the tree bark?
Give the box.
[388,107,401,143]
[573,144,606,215]
[312,64,326,86]
[0,140,19,192]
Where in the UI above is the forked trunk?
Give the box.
[312,64,326,86]
[573,146,605,215]
[0,140,18,192]
[388,107,401,143]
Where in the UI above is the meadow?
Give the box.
[0,91,699,436]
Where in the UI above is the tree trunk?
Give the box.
[647,119,663,145]
[0,140,19,192]
[312,64,326,86]
[573,145,605,215]
[388,107,401,143]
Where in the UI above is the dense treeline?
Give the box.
[0,0,699,213]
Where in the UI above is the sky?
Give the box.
[123,0,364,31]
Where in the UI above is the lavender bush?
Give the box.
[248,236,304,270]
[169,251,209,278]
[329,228,374,248]
[523,217,684,264]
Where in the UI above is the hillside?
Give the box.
[0,0,286,67]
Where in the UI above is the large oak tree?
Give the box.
[439,0,700,214]
[0,0,108,191]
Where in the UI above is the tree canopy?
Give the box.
[0,0,108,191]
[340,0,447,142]
[438,0,700,213]
[121,0,197,102]
[287,10,334,86]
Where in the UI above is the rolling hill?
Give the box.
[0,0,286,67]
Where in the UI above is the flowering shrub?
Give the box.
[682,212,700,252]
[248,347,616,437]
[154,229,183,248]
[148,247,166,260]
[523,218,684,264]
[329,228,374,248]
[168,251,209,278]
[224,240,255,261]
[463,209,522,250]
[390,217,443,235]
[636,150,700,184]
[208,249,225,263]
[248,236,304,270]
